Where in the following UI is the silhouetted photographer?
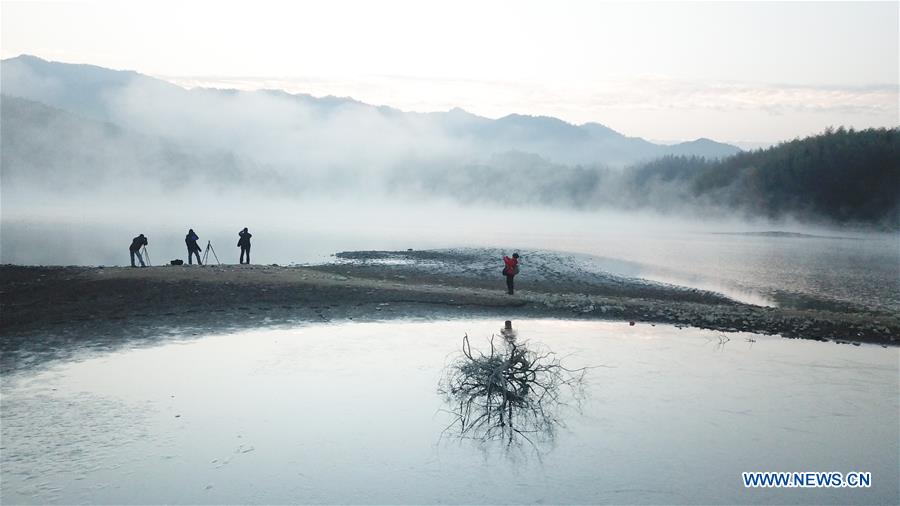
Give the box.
[238,228,252,264]
[185,229,202,265]
[129,234,148,267]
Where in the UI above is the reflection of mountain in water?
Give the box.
[439,323,586,448]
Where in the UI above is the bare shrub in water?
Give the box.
[439,331,587,447]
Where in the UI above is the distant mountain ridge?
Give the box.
[0,54,741,166]
[4,93,896,228]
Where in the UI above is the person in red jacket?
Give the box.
[502,252,520,295]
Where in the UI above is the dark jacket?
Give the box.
[185,232,200,252]
[238,231,252,248]
[130,235,148,252]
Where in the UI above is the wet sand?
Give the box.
[2,255,898,372]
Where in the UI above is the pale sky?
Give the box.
[2,0,898,144]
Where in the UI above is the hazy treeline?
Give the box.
[628,127,900,227]
[665,127,899,226]
[392,128,900,228]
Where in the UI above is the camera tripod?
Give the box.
[141,245,152,266]
[202,240,221,265]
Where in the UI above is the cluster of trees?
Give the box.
[394,127,899,229]
[632,127,899,227]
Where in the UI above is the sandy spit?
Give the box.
[1,261,897,372]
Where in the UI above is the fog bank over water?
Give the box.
[4,191,898,313]
[1,189,875,266]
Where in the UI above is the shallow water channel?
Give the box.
[2,319,897,504]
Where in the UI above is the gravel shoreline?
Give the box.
[2,254,897,372]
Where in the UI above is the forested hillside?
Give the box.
[628,127,899,227]
[395,128,900,228]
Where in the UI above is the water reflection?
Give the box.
[440,321,586,448]
[2,320,897,505]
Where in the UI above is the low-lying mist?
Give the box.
[1,183,887,266]
[6,189,900,315]
[4,87,897,234]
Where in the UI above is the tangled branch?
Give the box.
[439,331,587,447]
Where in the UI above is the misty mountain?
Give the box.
[4,93,897,228]
[1,55,740,167]
[5,55,892,228]
[0,95,286,194]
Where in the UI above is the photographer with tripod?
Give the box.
[129,234,148,267]
[185,229,202,265]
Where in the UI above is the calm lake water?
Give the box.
[2,319,897,504]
